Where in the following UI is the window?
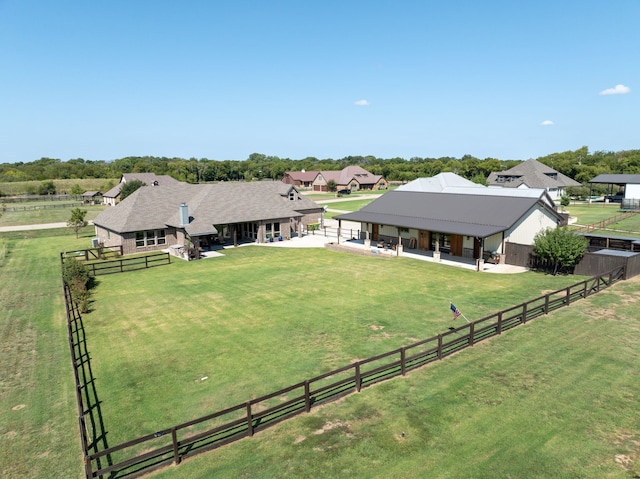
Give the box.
[135,230,165,247]
[146,231,155,246]
[289,191,296,201]
[431,232,451,251]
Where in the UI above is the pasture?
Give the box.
[0,178,114,197]
[1,224,639,478]
[0,203,106,227]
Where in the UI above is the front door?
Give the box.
[450,235,463,256]
[418,230,430,250]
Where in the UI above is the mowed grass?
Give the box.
[153,275,640,479]
[2,226,639,478]
[88,247,581,446]
[0,227,96,479]
[0,203,107,227]
[564,203,625,226]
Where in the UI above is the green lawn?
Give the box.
[154,275,640,479]
[0,227,95,479]
[0,203,106,227]
[2,226,639,479]
[563,203,624,226]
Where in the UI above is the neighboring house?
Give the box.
[102,173,183,206]
[487,159,580,200]
[335,173,561,263]
[81,191,102,204]
[93,182,324,255]
[589,174,640,209]
[281,170,319,188]
[282,165,387,192]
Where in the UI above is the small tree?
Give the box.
[67,208,88,238]
[533,227,588,275]
[38,180,56,195]
[70,184,84,195]
[120,180,146,201]
[560,194,570,209]
[327,179,337,192]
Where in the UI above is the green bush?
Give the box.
[533,227,588,275]
[62,258,92,312]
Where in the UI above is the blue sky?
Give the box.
[0,1,638,163]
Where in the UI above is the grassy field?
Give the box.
[0,227,95,479]
[0,178,116,196]
[152,275,640,479]
[2,225,639,478]
[563,203,625,226]
[86,248,581,446]
[0,203,107,227]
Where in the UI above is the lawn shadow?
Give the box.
[67,289,113,473]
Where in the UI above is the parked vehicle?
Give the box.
[337,189,351,195]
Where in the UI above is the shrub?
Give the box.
[62,259,92,312]
[533,227,588,275]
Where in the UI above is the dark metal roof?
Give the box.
[336,190,558,238]
[589,174,640,185]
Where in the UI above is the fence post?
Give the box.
[469,322,475,346]
[583,280,588,299]
[522,302,528,324]
[355,363,361,392]
[565,286,571,306]
[544,294,549,314]
[437,334,443,360]
[400,347,406,376]
[497,312,503,334]
[304,381,311,412]
[172,428,180,465]
[246,402,253,437]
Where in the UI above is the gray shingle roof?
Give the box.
[336,190,558,238]
[487,159,580,189]
[103,173,183,198]
[93,182,322,235]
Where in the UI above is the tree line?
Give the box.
[2,146,640,191]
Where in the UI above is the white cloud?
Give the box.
[599,84,631,95]
[540,120,554,126]
[354,99,370,106]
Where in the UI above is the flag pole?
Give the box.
[449,301,471,324]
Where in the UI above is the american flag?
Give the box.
[450,303,462,319]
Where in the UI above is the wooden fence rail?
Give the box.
[84,252,171,276]
[573,210,638,233]
[60,248,170,276]
[3,202,86,211]
[63,265,626,479]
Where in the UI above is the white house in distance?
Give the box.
[487,159,580,200]
[335,173,561,265]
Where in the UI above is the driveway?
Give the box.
[0,221,93,232]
